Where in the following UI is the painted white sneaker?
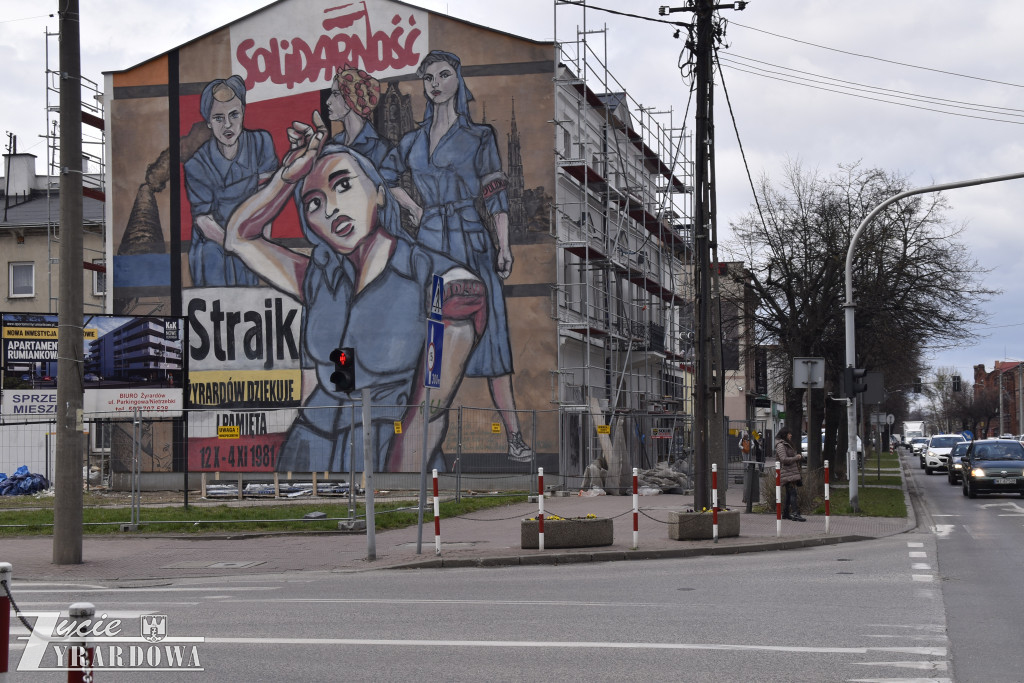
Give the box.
[508,432,534,462]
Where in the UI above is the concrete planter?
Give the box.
[668,509,740,540]
[521,517,614,549]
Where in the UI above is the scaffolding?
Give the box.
[552,1,696,478]
[43,27,107,313]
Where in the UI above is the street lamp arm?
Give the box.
[844,170,1024,308]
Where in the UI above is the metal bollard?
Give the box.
[67,602,95,683]
[1,562,11,679]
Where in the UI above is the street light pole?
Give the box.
[845,170,1024,511]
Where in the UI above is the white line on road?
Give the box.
[199,637,947,656]
[911,575,933,582]
[856,660,948,671]
[911,563,931,570]
[909,552,927,558]
[906,542,924,547]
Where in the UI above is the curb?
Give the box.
[389,534,871,570]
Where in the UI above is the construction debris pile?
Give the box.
[0,466,51,496]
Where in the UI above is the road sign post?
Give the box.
[417,275,444,554]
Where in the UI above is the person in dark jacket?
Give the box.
[775,428,806,521]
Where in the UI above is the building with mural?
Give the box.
[104,0,695,487]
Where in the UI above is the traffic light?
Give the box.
[842,366,868,398]
[330,347,355,393]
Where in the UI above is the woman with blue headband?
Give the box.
[382,50,534,463]
[225,111,486,473]
[184,75,278,286]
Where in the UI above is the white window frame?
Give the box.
[9,262,34,298]
[92,259,106,296]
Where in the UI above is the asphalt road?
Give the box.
[9,532,950,681]
[904,447,1024,683]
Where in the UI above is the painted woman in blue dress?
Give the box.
[381,50,534,462]
[184,75,278,286]
[326,65,391,169]
[225,111,487,473]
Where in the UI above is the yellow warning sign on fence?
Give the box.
[394,421,403,434]
[596,425,611,435]
[217,425,240,439]
[491,423,502,434]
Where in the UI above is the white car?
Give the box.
[923,434,966,474]
[801,434,862,460]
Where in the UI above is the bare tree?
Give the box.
[727,160,997,474]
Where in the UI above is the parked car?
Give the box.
[83,373,99,382]
[924,434,966,474]
[947,441,971,485]
[961,438,1024,498]
[800,433,862,461]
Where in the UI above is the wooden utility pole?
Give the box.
[53,0,85,564]
[660,0,746,511]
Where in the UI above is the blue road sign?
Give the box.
[429,274,444,321]
[424,318,445,389]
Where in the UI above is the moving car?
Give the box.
[923,434,966,474]
[909,437,930,468]
[961,439,1024,498]
[947,441,971,485]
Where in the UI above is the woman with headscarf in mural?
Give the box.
[224,110,487,474]
[184,75,278,286]
[326,64,391,169]
[381,50,534,463]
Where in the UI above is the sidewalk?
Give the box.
[0,488,916,584]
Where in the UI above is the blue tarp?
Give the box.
[0,465,50,496]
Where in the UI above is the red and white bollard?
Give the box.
[537,467,545,551]
[432,469,441,556]
[67,602,95,683]
[632,467,639,550]
[711,463,719,542]
[1,562,11,681]
[775,461,782,537]
[824,460,831,535]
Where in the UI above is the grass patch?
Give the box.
[855,475,903,487]
[0,494,527,537]
[815,486,906,517]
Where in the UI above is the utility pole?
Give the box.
[660,0,746,511]
[53,0,85,564]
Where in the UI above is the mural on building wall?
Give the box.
[113,0,554,475]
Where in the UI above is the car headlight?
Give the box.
[971,468,986,477]
[953,463,962,469]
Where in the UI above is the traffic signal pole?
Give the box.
[845,169,1024,511]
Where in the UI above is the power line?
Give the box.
[729,20,1024,89]
[721,52,1024,118]
[720,62,1024,125]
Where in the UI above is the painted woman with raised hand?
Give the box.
[225,111,486,473]
[381,50,534,463]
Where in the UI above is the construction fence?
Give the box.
[0,405,696,496]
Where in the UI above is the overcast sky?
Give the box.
[3,0,1022,390]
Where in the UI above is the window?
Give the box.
[9,262,34,297]
[92,259,106,296]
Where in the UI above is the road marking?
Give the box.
[930,514,958,517]
[909,552,927,558]
[911,575,933,582]
[848,678,951,683]
[906,542,924,547]
[911,563,931,570]
[199,637,946,655]
[855,660,948,671]
[932,524,955,537]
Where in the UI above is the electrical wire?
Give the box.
[721,53,1024,118]
[729,19,1024,90]
[720,62,1024,125]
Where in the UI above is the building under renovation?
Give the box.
[97,0,696,488]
